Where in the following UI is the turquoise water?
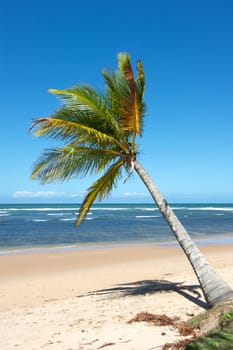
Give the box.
[0,203,233,254]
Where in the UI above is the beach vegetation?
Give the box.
[185,304,233,349]
[30,53,233,308]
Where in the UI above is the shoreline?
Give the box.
[1,243,233,349]
[1,231,233,256]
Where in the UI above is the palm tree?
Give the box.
[30,53,233,308]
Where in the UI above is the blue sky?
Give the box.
[1,0,233,203]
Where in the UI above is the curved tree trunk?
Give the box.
[134,160,233,308]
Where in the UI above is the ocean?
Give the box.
[0,203,233,254]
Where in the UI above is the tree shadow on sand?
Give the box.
[83,279,208,310]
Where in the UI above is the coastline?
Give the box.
[1,203,233,253]
[1,231,233,256]
[1,243,233,349]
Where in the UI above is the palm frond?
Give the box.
[31,145,121,183]
[49,85,121,137]
[102,69,116,93]
[102,69,130,130]
[117,53,142,136]
[49,85,107,118]
[103,54,145,138]
[136,60,145,97]
[30,117,128,152]
[76,159,123,225]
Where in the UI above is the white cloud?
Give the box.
[71,193,85,198]
[12,190,85,199]
[13,190,67,198]
[122,192,147,198]
[12,190,147,200]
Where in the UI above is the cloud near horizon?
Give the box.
[12,190,148,200]
[122,192,147,198]
[12,190,84,199]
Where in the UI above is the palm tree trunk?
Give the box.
[134,160,233,308]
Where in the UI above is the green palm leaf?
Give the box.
[49,85,121,137]
[31,145,121,182]
[135,60,145,98]
[30,117,128,152]
[76,159,123,225]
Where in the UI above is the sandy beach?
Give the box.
[1,244,233,349]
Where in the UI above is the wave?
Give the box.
[136,215,159,218]
[171,207,188,210]
[91,207,131,211]
[188,207,233,211]
[5,208,78,211]
[47,213,67,216]
[91,207,159,211]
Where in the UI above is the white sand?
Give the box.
[0,244,233,349]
